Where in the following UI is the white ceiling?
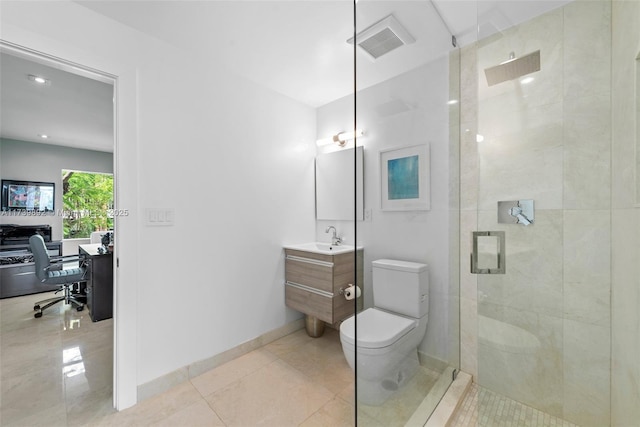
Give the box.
[0,51,115,152]
[0,0,570,153]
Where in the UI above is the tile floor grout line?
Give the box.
[450,383,581,427]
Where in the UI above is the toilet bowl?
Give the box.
[339,259,429,405]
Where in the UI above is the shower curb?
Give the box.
[424,371,472,427]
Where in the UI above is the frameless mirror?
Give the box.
[315,146,364,220]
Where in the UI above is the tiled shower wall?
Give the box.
[459,1,613,426]
[611,1,640,425]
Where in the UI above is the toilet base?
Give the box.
[355,349,420,406]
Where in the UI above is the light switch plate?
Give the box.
[145,208,175,226]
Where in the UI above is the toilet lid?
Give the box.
[340,308,416,349]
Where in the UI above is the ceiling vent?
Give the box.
[347,15,415,60]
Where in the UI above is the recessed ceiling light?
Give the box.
[38,134,49,139]
[28,74,51,85]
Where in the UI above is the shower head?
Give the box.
[484,50,540,86]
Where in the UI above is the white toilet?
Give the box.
[339,259,429,405]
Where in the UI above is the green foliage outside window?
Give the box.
[62,170,113,239]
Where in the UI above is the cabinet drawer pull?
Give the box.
[285,281,333,298]
[285,255,333,268]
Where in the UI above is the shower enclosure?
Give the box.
[459,0,640,425]
[352,0,639,425]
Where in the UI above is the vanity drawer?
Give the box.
[285,282,333,323]
[284,247,363,328]
[285,255,333,294]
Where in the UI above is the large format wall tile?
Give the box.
[460,296,478,379]
[477,210,563,317]
[563,0,612,100]
[611,209,640,425]
[611,1,638,209]
[611,210,640,333]
[460,123,479,212]
[459,210,478,302]
[611,0,640,423]
[611,326,640,426]
[477,103,564,210]
[460,44,478,128]
[563,210,611,326]
[477,304,564,418]
[562,319,611,427]
[563,93,611,210]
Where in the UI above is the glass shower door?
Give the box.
[470,1,613,425]
[351,0,460,424]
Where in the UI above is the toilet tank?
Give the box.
[372,259,429,319]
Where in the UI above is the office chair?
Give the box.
[29,234,86,318]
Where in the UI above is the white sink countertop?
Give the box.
[283,242,359,255]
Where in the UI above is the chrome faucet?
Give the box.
[325,226,341,246]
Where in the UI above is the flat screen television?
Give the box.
[1,180,55,212]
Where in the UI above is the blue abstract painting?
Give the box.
[387,155,419,200]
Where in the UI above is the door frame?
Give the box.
[0,38,138,410]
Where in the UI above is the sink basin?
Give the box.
[284,242,356,255]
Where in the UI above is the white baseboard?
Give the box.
[137,318,305,402]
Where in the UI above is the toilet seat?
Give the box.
[340,308,416,349]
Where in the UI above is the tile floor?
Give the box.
[1,292,440,426]
[1,292,113,426]
[450,383,580,427]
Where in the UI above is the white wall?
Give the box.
[0,138,113,241]
[1,0,317,407]
[316,57,452,362]
[134,46,317,382]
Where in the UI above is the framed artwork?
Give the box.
[380,144,430,211]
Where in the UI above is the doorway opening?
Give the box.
[0,40,118,417]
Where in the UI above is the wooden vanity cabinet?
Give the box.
[284,248,362,326]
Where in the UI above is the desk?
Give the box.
[79,244,113,322]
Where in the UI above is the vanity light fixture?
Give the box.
[316,129,364,147]
[28,74,50,85]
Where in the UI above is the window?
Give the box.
[62,170,113,239]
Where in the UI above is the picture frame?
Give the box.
[380,144,430,211]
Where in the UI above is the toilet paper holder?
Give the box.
[339,284,361,300]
